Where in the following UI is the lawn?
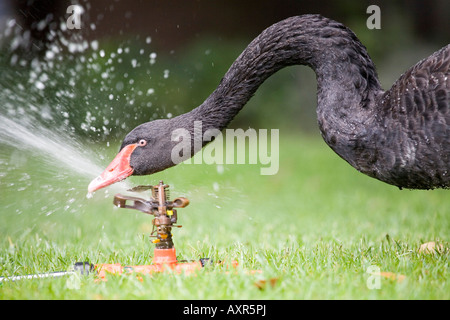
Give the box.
[0,134,448,300]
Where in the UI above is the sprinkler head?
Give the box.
[113,181,189,249]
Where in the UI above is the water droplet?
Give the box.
[91,40,99,51]
[216,165,224,174]
[35,81,45,90]
[45,50,55,60]
[163,69,169,78]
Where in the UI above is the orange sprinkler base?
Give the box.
[94,248,205,281]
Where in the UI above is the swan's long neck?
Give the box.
[182,15,383,141]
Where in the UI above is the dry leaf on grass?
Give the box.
[419,242,445,254]
[376,271,406,282]
[254,277,279,290]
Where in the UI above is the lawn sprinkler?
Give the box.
[0,181,252,284]
[94,181,212,281]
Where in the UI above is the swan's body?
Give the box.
[88,15,450,193]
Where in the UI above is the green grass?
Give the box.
[0,134,448,299]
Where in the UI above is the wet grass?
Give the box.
[0,134,448,299]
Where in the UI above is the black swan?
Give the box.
[88,14,450,193]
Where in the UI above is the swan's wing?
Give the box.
[381,44,449,123]
[377,44,449,189]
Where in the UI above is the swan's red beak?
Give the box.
[88,144,137,193]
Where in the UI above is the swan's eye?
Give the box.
[138,139,147,147]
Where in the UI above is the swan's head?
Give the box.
[88,119,178,192]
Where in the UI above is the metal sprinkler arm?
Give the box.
[113,195,154,213]
[113,182,189,215]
